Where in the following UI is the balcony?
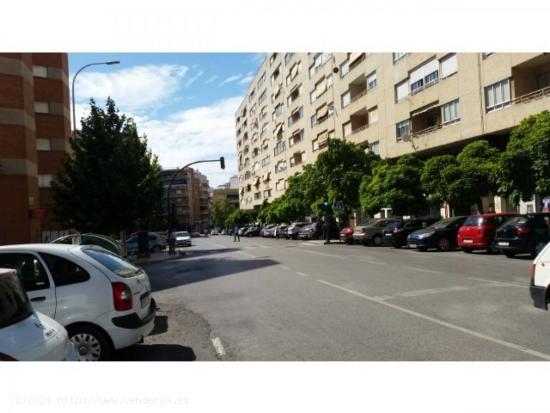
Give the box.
[348,53,366,74]
[348,108,369,136]
[511,55,550,107]
[411,104,442,137]
[289,152,304,168]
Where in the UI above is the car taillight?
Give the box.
[516,226,530,236]
[112,282,133,311]
[393,228,402,233]
[0,352,18,361]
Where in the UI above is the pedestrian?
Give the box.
[168,230,176,255]
[323,217,331,245]
[233,225,240,242]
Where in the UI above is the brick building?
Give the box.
[0,53,71,245]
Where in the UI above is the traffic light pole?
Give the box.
[166,157,225,234]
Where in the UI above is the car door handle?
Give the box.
[30,296,46,302]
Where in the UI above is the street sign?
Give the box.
[543,196,550,212]
[333,201,344,212]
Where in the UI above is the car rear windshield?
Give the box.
[428,218,455,229]
[504,216,529,226]
[82,248,140,278]
[176,232,189,237]
[0,270,33,329]
[463,216,485,226]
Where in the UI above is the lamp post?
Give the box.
[71,60,120,134]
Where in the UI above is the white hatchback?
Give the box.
[0,244,157,361]
[0,268,77,361]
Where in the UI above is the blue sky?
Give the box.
[69,53,265,187]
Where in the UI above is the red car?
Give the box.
[457,213,518,253]
[340,227,354,244]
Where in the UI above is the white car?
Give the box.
[174,231,192,247]
[0,244,157,361]
[530,241,550,310]
[0,268,77,361]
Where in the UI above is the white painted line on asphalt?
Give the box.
[297,249,347,260]
[237,251,257,258]
[469,277,528,289]
[211,337,226,358]
[296,271,309,277]
[399,285,470,297]
[315,279,550,361]
[362,260,387,265]
[401,266,443,275]
[280,265,291,271]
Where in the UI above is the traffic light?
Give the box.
[220,156,225,170]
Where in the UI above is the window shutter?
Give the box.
[440,54,457,78]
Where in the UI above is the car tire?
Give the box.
[462,248,473,253]
[392,243,402,249]
[437,237,451,251]
[68,324,113,361]
[418,247,427,252]
[504,251,515,258]
[372,234,382,247]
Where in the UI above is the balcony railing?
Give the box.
[410,77,439,96]
[512,86,550,105]
[412,123,442,138]
[350,124,368,135]
[350,89,368,104]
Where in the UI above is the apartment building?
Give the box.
[0,53,71,244]
[162,168,211,232]
[235,52,550,212]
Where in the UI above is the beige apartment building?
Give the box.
[235,53,550,212]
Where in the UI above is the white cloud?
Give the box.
[204,75,218,84]
[184,70,204,88]
[73,64,189,112]
[219,74,242,86]
[239,75,254,85]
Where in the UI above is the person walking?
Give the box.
[323,217,331,245]
[233,225,240,242]
[168,230,176,255]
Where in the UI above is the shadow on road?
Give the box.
[113,344,196,361]
[148,256,279,292]
[149,315,168,336]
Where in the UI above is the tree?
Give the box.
[212,199,236,228]
[52,98,164,235]
[420,154,459,208]
[496,111,550,204]
[224,209,256,228]
[359,154,426,216]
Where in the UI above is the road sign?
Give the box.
[333,201,344,212]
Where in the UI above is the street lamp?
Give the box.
[71,60,120,134]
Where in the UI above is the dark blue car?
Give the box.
[407,216,467,251]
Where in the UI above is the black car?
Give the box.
[245,226,261,237]
[407,216,467,251]
[493,213,550,258]
[298,222,322,240]
[386,216,441,248]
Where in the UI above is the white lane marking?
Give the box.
[469,277,528,289]
[401,266,443,275]
[315,279,550,361]
[362,260,387,265]
[296,249,346,260]
[399,285,470,297]
[296,271,309,277]
[211,337,226,358]
[280,265,291,271]
[237,251,256,258]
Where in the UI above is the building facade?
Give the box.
[235,52,550,212]
[0,53,71,245]
[162,168,211,232]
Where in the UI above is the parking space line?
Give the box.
[296,271,309,277]
[315,279,550,361]
[296,249,347,260]
[280,265,291,271]
[401,266,443,275]
[237,251,257,258]
[469,277,528,289]
[362,260,387,265]
[211,337,226,358]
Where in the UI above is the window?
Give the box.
[263,189,272,198]
[36,138,51,151]
[286,61,301,85]
[33,65,47,78]
[285,53,295,65]
[367,71,377,90]
[274,140,286,156]
[258,89,267,103]
[38,175,54,188]
[0,269,33,329]
[339,61,349,77]
[269,53,278,66]
[410,59,439,94]
[326,74,333,88]
[287,84,302,106]
[254,192,262,200]
[485,79,511,112]
[393,53,406,63]
[273,103,284,119]
[341,91,351,107]
[289,129,304,147]
[311,113,317,127]
[275,160,287,173]
[396,119,411,141]
[40,253,90,286]
[34,102,49,113]
[275,178,285,191]
[271,65,281,84]
[369,141,380,155]
[261,156,271,167]
[342,121,352,138]
[309,53,332,78]
[442,99,460,124]
[482,53,495,59]
[368,106,379,124]
[537,72,550,89]
[312,138,319,152]
[288,106,303,127]
[440,54,457,78]
[258,72,266,86]
[395,80,409,102]
[0,253,50,291]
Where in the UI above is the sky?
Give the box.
[69,53,265,188]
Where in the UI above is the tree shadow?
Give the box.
[147,256,279,292]
[149,315,168,336]
[113,344,196,361]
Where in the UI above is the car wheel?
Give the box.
[437,237,451,251]
[392,242,402,249]
[462,248,473,253]
[68,325,113,361]
[152,245,161,253]
[373,234,382,247]
[418,247,427,252]
[504,251,515,258]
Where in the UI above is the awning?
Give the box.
[263,172,271,182]
[273,86,281,97]
[316,82,327,97]
[240,187,245,195]
[317,105,328,118]
[411,101,439,117]
[317,131,329,144]
[349,52,363,65]
[274,123,284,135]
[254,177,261,186]
[289,83,299,95]
[290,64,299,78]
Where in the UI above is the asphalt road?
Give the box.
[126,235,550,361]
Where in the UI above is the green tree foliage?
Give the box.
[52,98,164,235]
[360,154,426,216]
[496,111,550,204]
[211,200,236,228]
[224,209,256,228]
[420,155,458,206]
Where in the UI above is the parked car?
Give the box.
[407,216,468,251]
[274,224,289,239]
[210,229,220,235]
[380,220,404,245]
[286,222,309,239]
[238,226,249,236]
[493,213,550,258]
[0,244,157,361]
[353,219,401,246]
[457,213,519,253]
[340,227,354,244]
[191,232,201,238]
[298,223,322,240]
[261,224,277,237]
[126,232,165,255]
[530,241,550,310]
[245,226,261,237]
[0,268,77,361]
[387,217,441,248]
[174,231,192,247]
[52,233,123,256]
